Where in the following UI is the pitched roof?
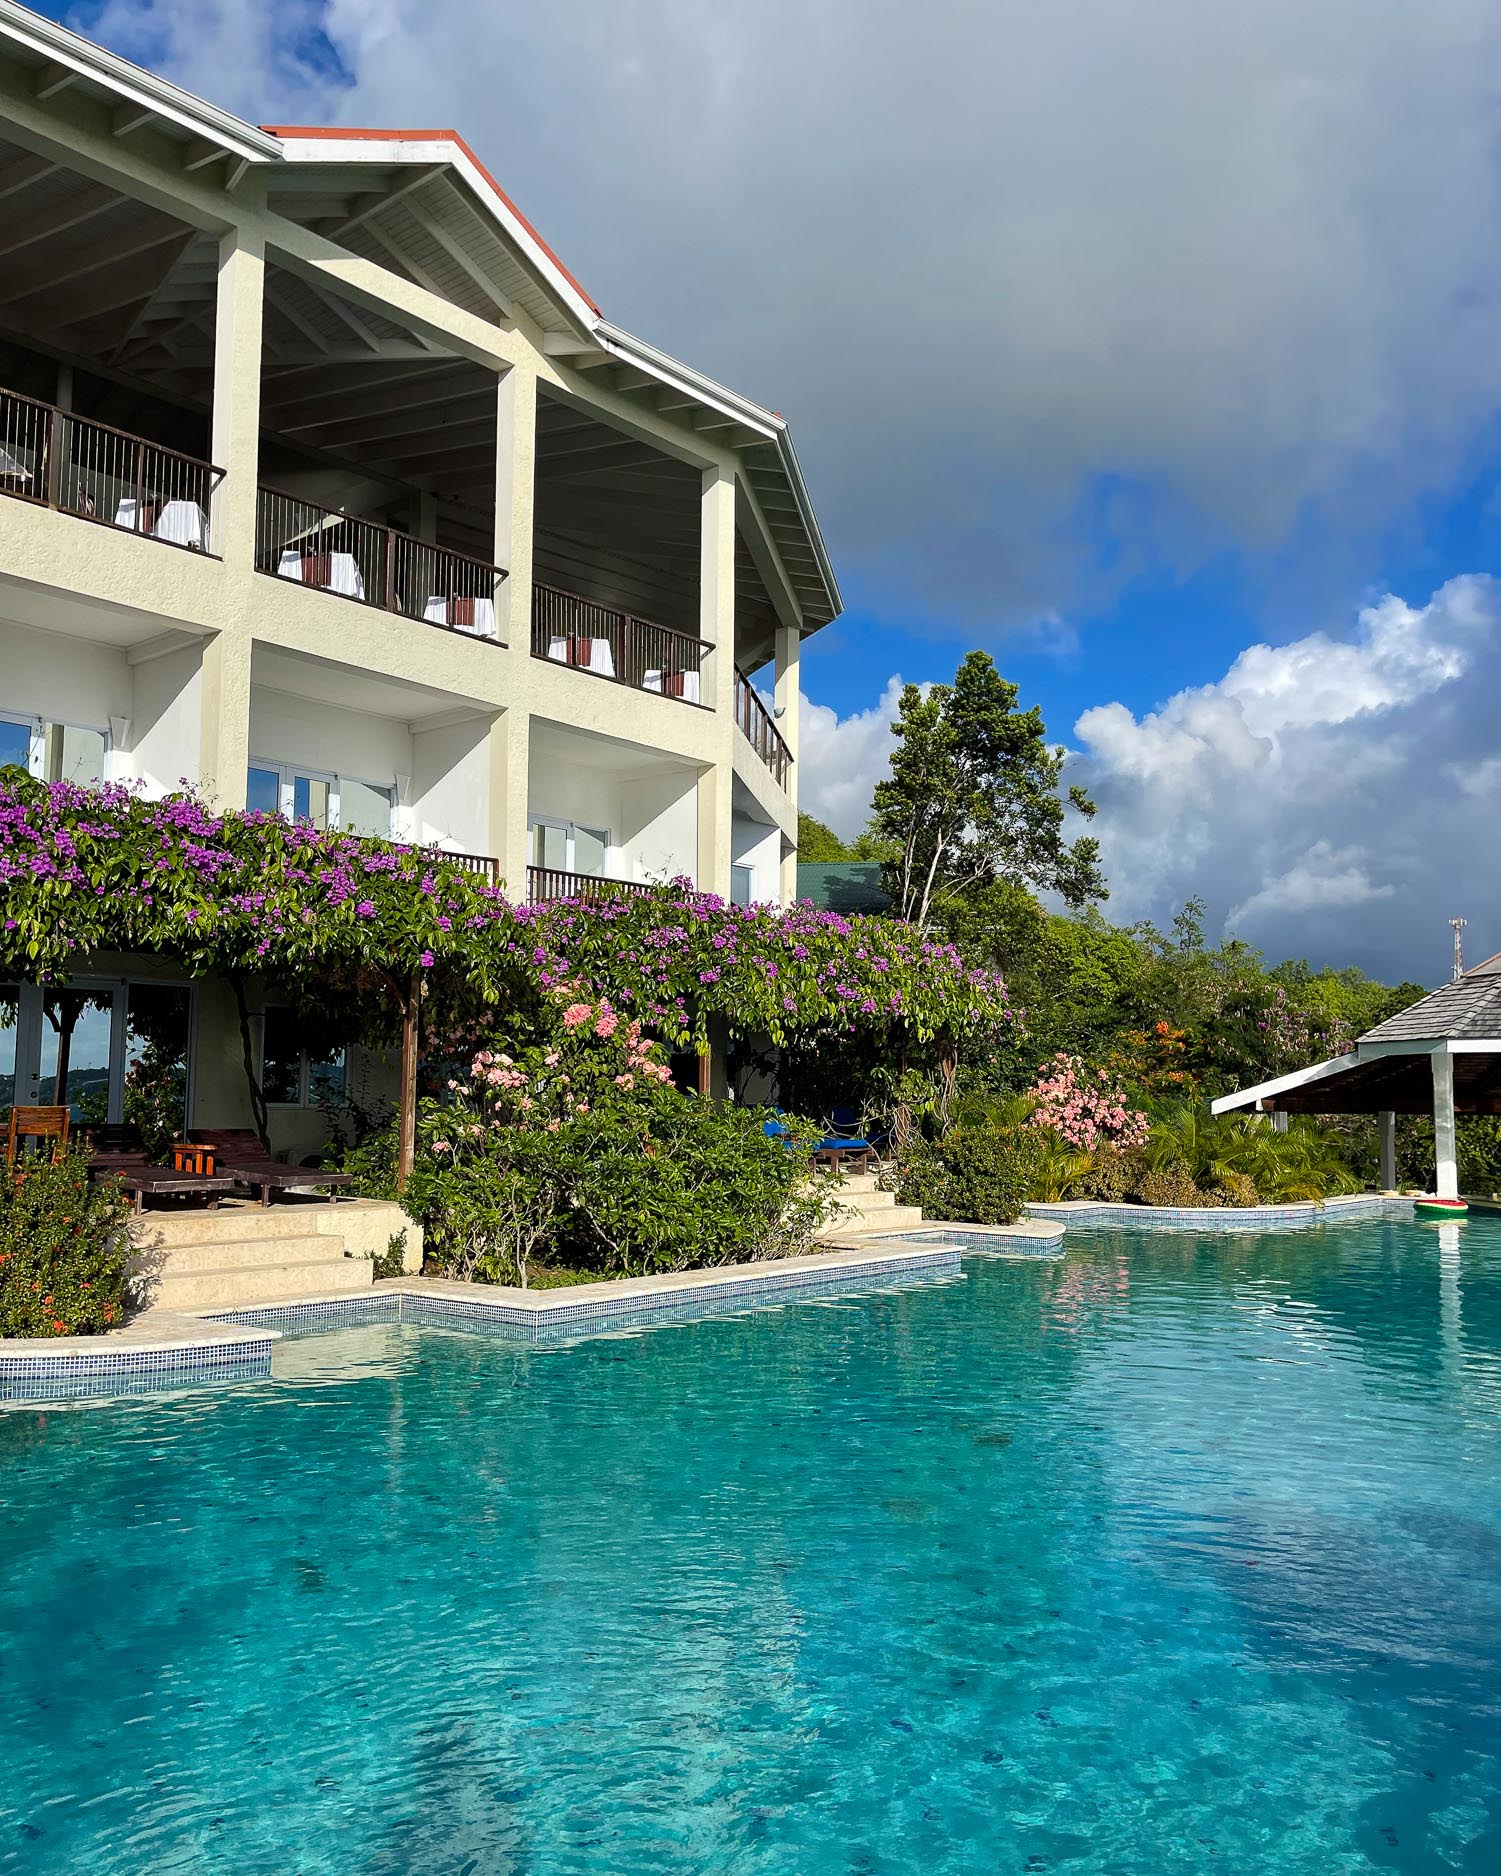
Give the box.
[1359,951,1501,1044]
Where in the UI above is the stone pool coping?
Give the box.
[1027,1192,1415,1229]
[1,1239,964,1402]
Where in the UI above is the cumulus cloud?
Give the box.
[1070,576,1500,979]
[800,577,1500,978]
[70,0,1501,632]
[798,677,906,840]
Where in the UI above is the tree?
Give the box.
[870,651,1106,930]
[796,811,850,861]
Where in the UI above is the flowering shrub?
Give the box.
[0,1146,133,1337]
[1028,1054,1150,1152]
[400,998,842,1283]
[0,776,1011,1061]
[897,1125,1038,1225]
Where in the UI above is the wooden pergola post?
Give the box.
[397,969,420,1191]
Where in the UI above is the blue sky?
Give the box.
[39,0,1501,981]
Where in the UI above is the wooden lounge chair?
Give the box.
[5,1104,71,1167]
[190,1129,354,1207]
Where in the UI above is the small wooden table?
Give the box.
[111,1168,237,1212]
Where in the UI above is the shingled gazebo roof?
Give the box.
[1358,951,1501,1045]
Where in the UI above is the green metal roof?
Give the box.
[795,863,891,913]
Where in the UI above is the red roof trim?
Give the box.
[260,124,600,316]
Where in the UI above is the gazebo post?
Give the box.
[1378,1110,1397,1192]
[1431,1049,1458,1200]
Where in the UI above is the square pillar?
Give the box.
[489,707,531,900]
[774,623,801,767]
[211,226,265,561]
[1378,1110,1397,1192]
[695,762,730,899]
[494,365,537,648]
[701,463,737,721]
[197,629,251,810]
[1432,1049,1459,1199]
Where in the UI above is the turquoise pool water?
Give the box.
[5,1217,1501,1873]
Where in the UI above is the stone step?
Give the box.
[150,1256,372,1312]
[840,1188,900,1215]
[836,1199,926,1233]
[138,1205,347,1248]
[836,1172,891,1196]
[143,1234,344,1276]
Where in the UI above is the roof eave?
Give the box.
[594,321,842,628]
[0,0,282,164]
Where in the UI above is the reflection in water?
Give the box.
[3,1219,1501,1873]
[38,987,113,1118]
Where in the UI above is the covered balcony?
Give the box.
[525,719,699,902]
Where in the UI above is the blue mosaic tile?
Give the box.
[884,1228,1064,1257]
[1025,1195,1411,1232]
[1,1337,272,1403]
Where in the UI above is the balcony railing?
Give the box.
[527,866,661,905]
[1,386,222,552]
[256,486,507,641]
[531,583,710,706]
[734,668,792,788]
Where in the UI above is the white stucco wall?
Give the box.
[731,814,782,903]
[0,619,129,735]
[410,716,492,853]
[249,685,411,791]
[130,643,204,795]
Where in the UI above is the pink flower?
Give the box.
[562,1003,592,1030]
[595,1010,619,1038]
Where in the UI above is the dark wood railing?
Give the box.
[420,846,501,886]
[734,668,792,788]
[527,866,659,904]
[531,583,710,705]
[0,386,222,551]
[256,486,507,640]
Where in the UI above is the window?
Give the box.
[1,713,108,784]
[262,1005,346,1108]
[528,818,610,877]
[730,864,754,907]
[247,762,393,837]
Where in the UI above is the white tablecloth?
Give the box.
[547,634,615,678]
[642,668,701,703]
[114,497,207,547]
[278,548,366,599]
[424,594,498,639]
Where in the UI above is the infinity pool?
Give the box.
[4,1217,1501,1873]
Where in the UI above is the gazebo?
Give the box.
[1212,953,1501,1199]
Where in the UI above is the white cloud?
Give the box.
[797,677,907,839]
[1070,575,1501,978]
[69,0,1501,631]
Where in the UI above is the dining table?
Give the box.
[113,497,209,548]
[277,548,366,599]
[642,668,701,703]
[547,634,616,678]
[425,594,498,639]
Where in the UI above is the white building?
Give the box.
[0,1,839,1152]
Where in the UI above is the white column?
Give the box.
[1378,1110,1397,1191]
[490,707,530,900]
[197,628,252,810]
[1432,1049,1459,1199]
[1270,1109,1289,1134]
[494,365,536,647]
[698,463,736,893]
[210,226,266,560]
[774,622,801,766]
